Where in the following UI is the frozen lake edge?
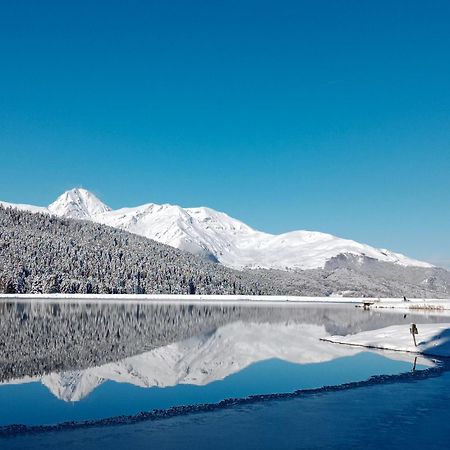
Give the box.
[1,293,450,309]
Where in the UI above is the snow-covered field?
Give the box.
[323,323,450,357]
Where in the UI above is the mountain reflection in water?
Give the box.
[0,300,446,426]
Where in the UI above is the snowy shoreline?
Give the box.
[0,293,450,309]
[323,323,450,358]
[2,294,450,360]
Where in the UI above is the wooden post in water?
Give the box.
[410,323,418,347]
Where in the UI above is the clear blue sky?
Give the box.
[0,1,449,266]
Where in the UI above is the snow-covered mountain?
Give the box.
[0,188,432,271]
[48,188,111,219]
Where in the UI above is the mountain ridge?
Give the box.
[1,204,448,298]
[0,188,433,271]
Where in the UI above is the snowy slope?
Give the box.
[96,205,431,270]
[48,188,111,219]
[0,188,433,270]
[0,200,47,215]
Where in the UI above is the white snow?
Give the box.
[2,294,450,313]
[48,188,111,219]
[93,203,431,270]
[323,323,450,357]
[0,201,47,214]
[1,188,433,271]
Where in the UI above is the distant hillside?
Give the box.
[1,187,433,271]
[0,205,266,295]
[0,205,449,297]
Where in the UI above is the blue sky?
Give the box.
[0,1,449,266]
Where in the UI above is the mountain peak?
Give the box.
[2,189,433,270]
[48,188,111,219]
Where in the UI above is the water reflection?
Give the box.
[1,301,447,382]
[0,301,447,427]
[7,321,364,402]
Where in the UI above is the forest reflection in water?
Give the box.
[0,300,446,427]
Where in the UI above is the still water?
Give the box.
[0,300,449,448]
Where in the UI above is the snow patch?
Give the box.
[323,323,450,357]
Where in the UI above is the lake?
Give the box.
[0,300,449,449]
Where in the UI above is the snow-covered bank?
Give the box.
[0,294,450,309]
[323,323,450,357]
